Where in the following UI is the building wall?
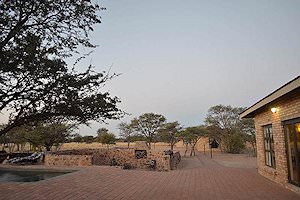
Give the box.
[254,90,300,187]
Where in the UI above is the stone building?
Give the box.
[240,76,300,191]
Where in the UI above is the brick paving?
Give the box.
[0,153,299,200]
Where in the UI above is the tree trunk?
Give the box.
[8,143,15,153]
[147,141,151,149]
[184,143,188,157]
[251,142,256,156]
[170,143,174,151]
[127,141,130,149]
[190,146,194,156]
[21,143,25,152]
[46,146,51,151]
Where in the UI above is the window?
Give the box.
[264,125,276,168]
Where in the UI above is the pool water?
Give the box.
[0,169,71,182]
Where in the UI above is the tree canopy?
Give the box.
[130,113,166,148]
[25,122,73,151]
[205,104,255,153]
[179,126,208,156]
[158,121,181,150]
[97,128,109,137]
[118,122,134,148]
[98,131,116,148]
[1,122,74,151]
[0,0,123,136]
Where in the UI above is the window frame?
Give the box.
[263,125,276,168]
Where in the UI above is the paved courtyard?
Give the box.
[0,153,299,200]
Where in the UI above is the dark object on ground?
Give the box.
[164,150,173,156]
[135,150,147,159]
[147,160,156,170]
[122,163,134,170]
[110,158,117,166]
[209,139,219,148]
[0,150,7,154]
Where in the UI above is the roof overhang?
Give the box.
[240,76,300,119]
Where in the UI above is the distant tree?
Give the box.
[98,132,116,149]
[24,122,74,151]
[6,126,28,152]
[240,118,256,156]
[158,122,181,150]
[180,126,208,156]
[223,131,245,154]
[118,122,134,148]
[71,133,83,143]
[0,1,123,136]
[205,105,242,135]
[0,129,18,153]
[97,128,109,136]
[130,134,147,142]
[205,105,255,153]
[82,135,95,144]
[130,113,166,148]
[206,125,223,148]
[178,130,190,157]
[96,128,109,142]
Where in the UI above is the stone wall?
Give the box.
[254,89,300,189]
[45,154,93,167]
[92,148,172,171]
[170,152,181,170]
[45,148,180,171]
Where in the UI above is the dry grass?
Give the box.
[0,139,205,155]
[60,142,182,152]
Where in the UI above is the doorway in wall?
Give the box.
[284,118,300,187]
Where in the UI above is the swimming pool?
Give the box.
[0,168,72,182]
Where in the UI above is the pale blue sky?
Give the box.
[76,0,300,136]
[2,0,299,136]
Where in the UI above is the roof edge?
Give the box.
[240,76,300,119]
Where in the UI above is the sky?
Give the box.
[2,0,300,136]
[76,0,300,136]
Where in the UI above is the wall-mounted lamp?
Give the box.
[271,107,277,113]
[296,124,300,133]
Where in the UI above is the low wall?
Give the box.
[92,149,171,171]
[47,148,180,171]
[170,152,181,170]
[45,154,92,167]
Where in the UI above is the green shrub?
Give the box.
[223,133,245,154]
